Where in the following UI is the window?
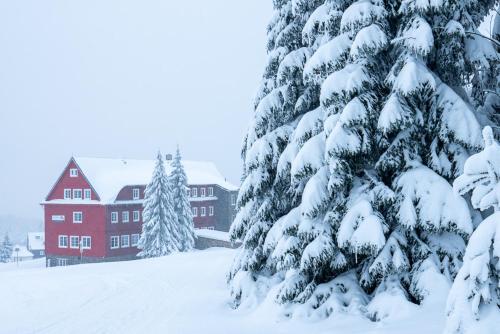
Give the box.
[57,258,68,266]
[122,211,129,223]
[111,212,118,223]
[209,206,214,216]
[81,236,91,249]
[133,188,140,200]
[133,210,140,222]
[84,189,92,200]
[187,188,191,197]
[208,187,214,196]
[200,188,206,197]
[73,189,82,199]
[131,234,140,247]
[58,235,68,248]
[121,235,130,248]
[64,189,71,199]
[192,207,198,217]
[192,188,198,197]
[200,207,206,217]
[70,168,78,177]
[231,194,237,206]
[110,236,119,249]
[70,236,79,249]
[73,212,83,223]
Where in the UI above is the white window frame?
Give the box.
[111,211,118,223]
[81,236,91,249]
[84,189,92,200]
[200,207,206,217]
[110,236,120,249]
[209,206,214,216]
[58,235,68,248]
[231,194,237,205]
[208,187,214,196]
[57,258,68,266]
[192,188,198,197]
[64,189,72,199]
[121,235,130,248]
[200,188,206,197]
[73,211,83,224]
[133,188,140,200]
[122,211,130,223]
[133,210,140,222]
[192,207,198,217]
[73,189,82,200]
[187,188,191,197]
[70,235,79,249]
[69,168,78,177]
[131,234,140,247]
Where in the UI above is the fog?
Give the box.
[0,0,272,219]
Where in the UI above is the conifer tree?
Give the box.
[0,233,13,263]
[138,152,180,258]
[170,147,196,251]
[229,0,499,320]
[229,0,323,306]
[445,126,500,334]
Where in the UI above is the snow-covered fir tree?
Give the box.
[229,0,323,305]
[138,152,180,258]
[0,233,13,263]
[170,147,196,251]
[445,126,500,334]
[229,0,499,321]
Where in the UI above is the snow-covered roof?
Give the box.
[11,245,34,258]
[195,229,231,242]
[73,157,238,203]
[27,232,45,251]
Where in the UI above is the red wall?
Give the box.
[105,204,143,257]
[46,160,98,201]
[44,204,107,257]
[190,199,217,229]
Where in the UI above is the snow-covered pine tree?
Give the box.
[138,152,180,258]
[373,0,499,305]
[169,147,196,251]
[266,0,396,315]
[230,0,499,321]
[445,126,500,334]
[229,0,323,306]
[0,233,13,263]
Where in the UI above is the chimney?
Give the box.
[165,154,173,161]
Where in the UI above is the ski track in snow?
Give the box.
[0,248,446,334]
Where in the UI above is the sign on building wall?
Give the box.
[51,215,65,222]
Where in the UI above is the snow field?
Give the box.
[0,248,451,334]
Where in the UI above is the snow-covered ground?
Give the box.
[1,248,448,334]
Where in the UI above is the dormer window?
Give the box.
[200,188,206,197]
[192,188,198,197]
[133,188,140,200]
[70,168,78,177]
[208,187,214,196]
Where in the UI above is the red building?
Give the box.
[42,156,238,267]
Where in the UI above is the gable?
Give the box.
[45,158,100,201]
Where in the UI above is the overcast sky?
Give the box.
[0,0,272,219]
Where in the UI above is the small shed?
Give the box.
[11,245,34,262]
[27,232,45,258]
